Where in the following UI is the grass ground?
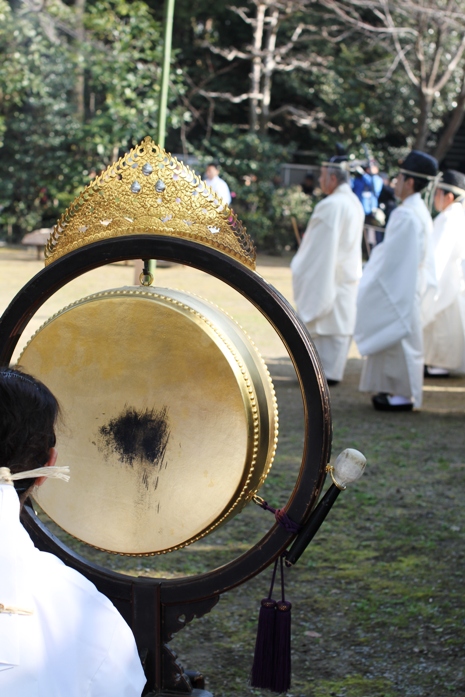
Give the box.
[1,246,464,697]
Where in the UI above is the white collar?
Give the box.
[334,182,352,195]
[401,192,422,207]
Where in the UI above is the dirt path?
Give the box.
[1,247,464,696]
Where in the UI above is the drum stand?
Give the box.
[1,237,332,696]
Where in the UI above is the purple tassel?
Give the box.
[251,556,293,693]
[271,598,292,693]
[250,596,277,689]
[271,556,292,693]
[251,558,279,689]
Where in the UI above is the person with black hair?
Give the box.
[378,172,397,225]
[0,368,146,696]
[300,172,315,196]
[423,170,465,377]
[354,150,438,411]
[204,162,231,206]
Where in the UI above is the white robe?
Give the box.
[291,182,364,380]
[355,192,436,407]
[204,175,231,205]
[0,484,146,697]
[423,200,465,371]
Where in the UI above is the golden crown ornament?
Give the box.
[45,137,256,269]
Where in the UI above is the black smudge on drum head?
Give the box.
[98,405,170,470]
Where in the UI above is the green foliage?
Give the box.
[271,184,314,239]
[0,0,185,239]
[83,0,176,159]
[196,127,303,251]
[318,42,416,165]
[0,0,82,234]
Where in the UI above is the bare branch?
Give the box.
[381,0,420,87]
[229,5,254,25]
[274,54,327,70]
[204,43,250,61]
[198,90,264,103]
[426,25,444,91]
[318,0,417,36]
[269,104,332,129]
[358,46,413,84]
[434,32,465,91]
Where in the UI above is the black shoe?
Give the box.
[327,379,340,386]
[372,393,413,412]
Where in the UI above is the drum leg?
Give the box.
[133,582,219,695]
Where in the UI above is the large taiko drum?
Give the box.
[18,287,278,555]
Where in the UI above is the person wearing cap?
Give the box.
[0,368,146,696]
[354,150,438,411]
[351,160,384,222]
[291,157,365,385]
[204,162,232,206]
[423,170,465,377]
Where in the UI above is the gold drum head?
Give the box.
[18,287,278,555]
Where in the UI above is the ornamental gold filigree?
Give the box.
[45,136,256,269]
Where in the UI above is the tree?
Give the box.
[159,0,332,147]
[319,0,465,157]
[83,0,183,163]
[0,0,185,238]
[164,0,419,166]
[197,0,328,134]
[0,0,82,235]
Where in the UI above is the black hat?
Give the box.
[439,169,465,196]
[400,150,438,180]
[321,155,350,172]
[329,155,348,164]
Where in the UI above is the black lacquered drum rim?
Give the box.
[0,236,331,602]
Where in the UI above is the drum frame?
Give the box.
[0,236,331,696]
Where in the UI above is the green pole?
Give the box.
[143,0,176,281]
[157,0,175,150]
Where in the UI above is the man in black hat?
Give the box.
[423,170,465,376]
[354,150,438,411]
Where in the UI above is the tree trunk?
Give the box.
[249,3,266,132]
[259,7,279,134]
[413,89,433,151]
[434,80,465,162]
[206,99,215,141]
[75,0,86,123]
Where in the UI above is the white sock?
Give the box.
[388,395,413,406]
[427,366,450,376]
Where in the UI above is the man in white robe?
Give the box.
[291,157,364,384]
[423,170,465,376]
[204,162,231,205]
[354,150,438,411]
[0,368,146,697]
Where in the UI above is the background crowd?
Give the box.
[291,150,465,412]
